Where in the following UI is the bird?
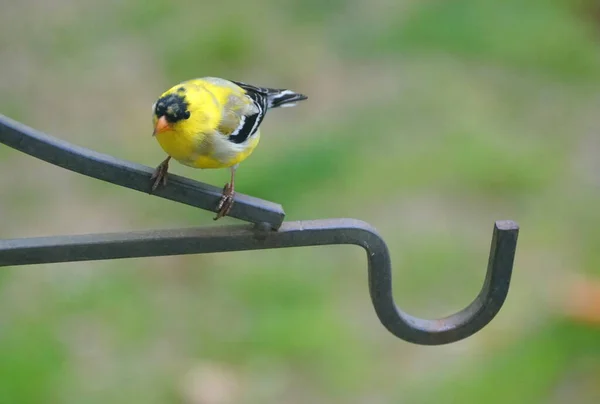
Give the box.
[149,77,307,220]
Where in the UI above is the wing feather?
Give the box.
[218,82,267,144]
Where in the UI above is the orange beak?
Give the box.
[152,116,171,136]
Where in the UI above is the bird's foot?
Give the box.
[150,157,170,193]
[214,182,235,220]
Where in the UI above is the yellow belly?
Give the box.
[156,130,260,169]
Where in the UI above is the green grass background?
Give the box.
[2,0,600,402]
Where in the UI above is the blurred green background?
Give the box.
[2,0,600,402]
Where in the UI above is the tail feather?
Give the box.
[266,89,308,109]
[231,80,308,109]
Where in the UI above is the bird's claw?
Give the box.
[150,159,169,193]
[214,183,235,220]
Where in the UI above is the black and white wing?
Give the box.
[219,82,268,145]
[213,78,308,144]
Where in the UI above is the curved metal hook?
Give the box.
[0,219,518,345]
[0,114,520,345]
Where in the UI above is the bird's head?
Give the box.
[152,87,191,136]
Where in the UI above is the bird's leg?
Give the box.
[214,165,237,220]
[150,156,171,193]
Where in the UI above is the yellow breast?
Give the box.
[155,129,201,166]
[155,125,261,169]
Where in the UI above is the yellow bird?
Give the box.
[150,77,307,219]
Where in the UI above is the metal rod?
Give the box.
[0,218,519,345]
[0,114,285,229]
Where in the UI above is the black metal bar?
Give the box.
[0,114,285,229]
[0,218,519,345]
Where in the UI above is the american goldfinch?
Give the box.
[150,77,307,220]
